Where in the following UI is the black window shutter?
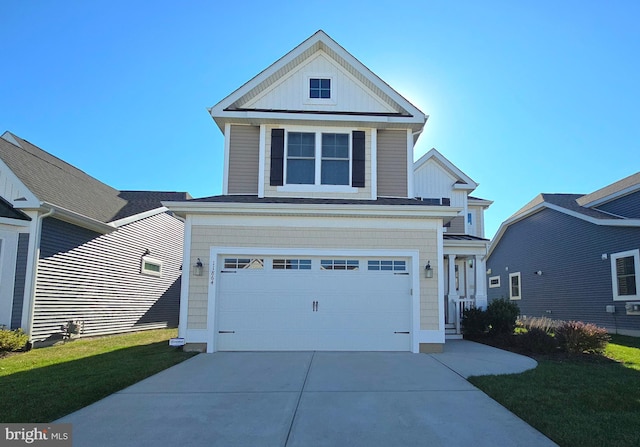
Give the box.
[270,129,284,186]
[352,131,365,187]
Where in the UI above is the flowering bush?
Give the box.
[555,321,610,354]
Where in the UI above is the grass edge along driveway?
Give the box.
[469,334,640,447]
[0,328,196,422]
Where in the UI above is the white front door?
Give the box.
[216,256,412,351]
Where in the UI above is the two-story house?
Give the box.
[413,149,492,336]
[166,30,478,353]
[487,172,640,337]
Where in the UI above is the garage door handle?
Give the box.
[312,300,318,312]
[394,331,410,334]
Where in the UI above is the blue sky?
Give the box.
[2,1,638,238]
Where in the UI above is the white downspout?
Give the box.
[24,207,55,345]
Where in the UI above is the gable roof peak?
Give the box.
[209,30,426,132]
[414,148,478,190]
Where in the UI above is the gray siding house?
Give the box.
[487,172,640,337]
[0,131,187,346]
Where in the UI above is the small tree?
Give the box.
[487,298,520,335]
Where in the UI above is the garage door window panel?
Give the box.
[367,260,406,271]
[273,259,312,270]
[321,259,359,271]
[224,258,264,270]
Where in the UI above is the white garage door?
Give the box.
[216,256,412,351]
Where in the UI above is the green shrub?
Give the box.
[0,328,28,352]
[518,327,558,354]
[555,321,610,354]
[487,298,520,335]
[461,307,488,336]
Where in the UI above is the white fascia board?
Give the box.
[0,217,31,227]
[39,202,116,234]
[110,207,170,228]
[163,200,462,220]
[468,198,494,207]
[487,201,640,259]
[580,184,640,208]
[444,240,489,255]
[214,110,425,127]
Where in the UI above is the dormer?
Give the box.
[414,148,492,237]
[209,30,427,200]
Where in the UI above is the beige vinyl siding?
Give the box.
[377,130,408,197]
[187,220,439,331]
[228,125,260,194]
[31,213,183,342]
[447,216,465,233]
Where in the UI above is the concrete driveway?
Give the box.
[59,341,556,446]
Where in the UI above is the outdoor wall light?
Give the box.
[194,258,204,277]
[534,270,543,276]
[468,258,474,269]
[425,261,434,279]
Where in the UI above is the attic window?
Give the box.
[141,256,163,277]
[310,78,331,99]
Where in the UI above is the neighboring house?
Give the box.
[487,172,640,337]
[414,149,492,335]
[165,30,489,353]
[0,131,188,346]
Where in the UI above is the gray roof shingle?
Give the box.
[0,132,189,223]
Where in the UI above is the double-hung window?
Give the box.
[285,130,351,187]
[286,132,315,184]
[611,249,639,300]
[321,133,349,185]
[509,272,521,300]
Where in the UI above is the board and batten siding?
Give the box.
[376,130,408,197]
[227,125,260,195]
[31,213,183,343]
[11,233,29,329]
[487,207,640,335]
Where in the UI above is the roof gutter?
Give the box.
[39,202,116,234]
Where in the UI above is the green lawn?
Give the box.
[469,334,640,447]
[0,329,196,422]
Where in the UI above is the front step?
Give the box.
[444,323,462,339]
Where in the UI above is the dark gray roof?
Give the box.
[0,196,31,221]
[113,191,192,221]
[190,195,450,206]
[512,193,623,221]
[576,171,640,206]
[0,132,189,223]
[443,234,489,241]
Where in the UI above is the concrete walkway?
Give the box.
[58,341,555,447]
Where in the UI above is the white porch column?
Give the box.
[447,254,458,323]
[474,254,488,310]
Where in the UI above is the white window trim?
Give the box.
[508,272,521,300]
[279,126,357,193]
[141,256,163,277]
[304,74,337,105]
[611,249,640,301]
[489,275,501,288]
